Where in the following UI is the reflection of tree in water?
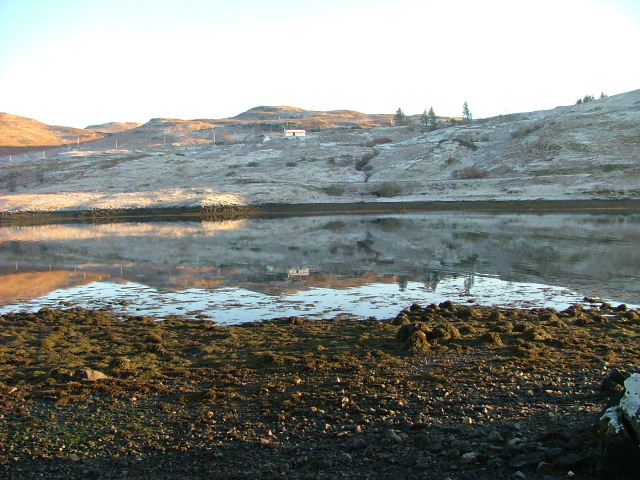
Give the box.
[397,275,408,292]
[423,270,442,292]
[464,273,475,293]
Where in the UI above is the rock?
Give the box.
[442,448,461,459]
[620,373,640,439]
[415,456,431,469]
[487,429,505,443]
[536,461,553,474]
[339,452,352,463]
[598,373,640,478]
[350,437,367,450]
[74,368,108,381]
[460,452,477,464]
[386,429,404,443]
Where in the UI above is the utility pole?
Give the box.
[115,139,118,149]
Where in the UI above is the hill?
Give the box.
[0,90,639,212]
[85,122,142,133]
[0,113,102,154]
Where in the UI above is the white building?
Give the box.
[283,129,306,137]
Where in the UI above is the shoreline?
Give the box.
[1,199,640,225]
[1,302,638,479]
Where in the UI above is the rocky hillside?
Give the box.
[0,90,639,212]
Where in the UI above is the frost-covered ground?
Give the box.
[1,90,639,212]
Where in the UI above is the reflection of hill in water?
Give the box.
[0,212,639,302]
[0,270,108,303]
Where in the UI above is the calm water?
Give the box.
[0,211,638,323]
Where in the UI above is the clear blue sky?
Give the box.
[1,0,639,127]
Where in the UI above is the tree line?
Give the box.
[394,101,472,128]
[576,92,607,105]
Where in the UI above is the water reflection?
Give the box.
[0,211,638,323]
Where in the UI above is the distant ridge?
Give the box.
[85,122,142,133]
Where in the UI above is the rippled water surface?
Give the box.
[1,211,638,323]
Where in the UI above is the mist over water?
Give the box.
[1,211,638,324]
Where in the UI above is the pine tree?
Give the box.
[427,106,437,130]
[394,107,406,126]
[421,109,428,126]
[462,101,472,122]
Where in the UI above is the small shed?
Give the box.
[283,129,306,137]
[288,268,310,277]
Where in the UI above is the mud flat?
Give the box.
[1,301,639,479]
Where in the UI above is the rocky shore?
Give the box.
[1,302,638,479]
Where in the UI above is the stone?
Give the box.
[386,429,404,443]
[536,462,553,474]
[350,438,367,450]
[598,373,640,478]
[459,452,477,464]
[442,448,460,459]
[487,429,505,443]
[74,368,108,381]
[620,373,640,439]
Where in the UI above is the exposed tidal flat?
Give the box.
[1,301,639,479]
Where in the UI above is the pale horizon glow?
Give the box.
[1,0,639,128]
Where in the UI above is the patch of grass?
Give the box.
[377,181,403,197]
[600,164,632,173]
[365,137,393,147]
[373,217,404,232]
[566,142,592,153]
[534,141,562,152]
[456,166,488,179]
[322,221,346,231]
[323,185,345,196]
[511,124,543,139]
[355,150,378,171]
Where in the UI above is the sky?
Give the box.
[1,0,639,128]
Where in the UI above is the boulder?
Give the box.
[620,374,640,439]
[74,368,108,381]
[598,373,640,478]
